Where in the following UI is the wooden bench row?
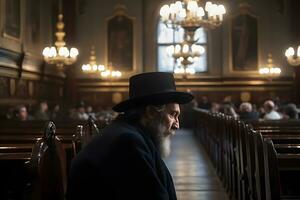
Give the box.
[193,108,300,200]
[0,117,104,200]
[249,120,300,199]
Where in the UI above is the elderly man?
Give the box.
[239,102,259,120]
[66,72,193,200]
[263,100,282,120]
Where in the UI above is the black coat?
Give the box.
[66,117,177,200]
[239,111,260,121]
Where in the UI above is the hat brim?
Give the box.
[112,91,194,112]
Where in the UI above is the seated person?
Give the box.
[14,105,34,121]
[50,104,65,121]
[86,105,96,119]
[239,102,259,120]
[34,101,50,120]
[262,100,282,120]
[66,72,193,200]
[198,96,211,110]
[70,101,89,120]
[210,102,220,113]
[220,103,239,119]
[282,103,300,119]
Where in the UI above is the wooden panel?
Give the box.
[76,76,293,109]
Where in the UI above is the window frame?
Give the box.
[156,20,208,74]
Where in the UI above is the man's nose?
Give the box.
[173,118,179,129]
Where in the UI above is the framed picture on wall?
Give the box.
[3,0,21,40]
[28,0,40,44]
[230,3,258,72]
[106,4,137,76]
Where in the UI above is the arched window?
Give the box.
[157,21,208,73]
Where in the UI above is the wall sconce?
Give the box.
[285,46,300,66]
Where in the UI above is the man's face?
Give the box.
[159,103,180,137]
[149,103,180,157]
[19,107,28,121]
[78,107,85,113]
[41,102,48,112]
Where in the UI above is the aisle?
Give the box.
[164,129,229,200]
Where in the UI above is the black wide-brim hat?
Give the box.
[113,72,194,112]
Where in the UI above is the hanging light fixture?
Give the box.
[160,0,226,41]
[259,53,281,76]
[100,63,122,79]
[160,0,226,73]
[174,66,196,75]
[166,38,205,74]
[42,13,79,67]
[285,46,300,66]
[82,46,105,73]
[81,46,122,78]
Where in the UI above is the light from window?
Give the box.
[157,21,208,73]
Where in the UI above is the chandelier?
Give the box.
[100,70,122,78]
[174,66,196,74]
[166,38,205,73]
[81,47,122,78]
[160,0,226,41]
[81,46,105,73]
[42,14,79,67]
[285,46,300,66]
[100,63,122,79]
[160,0,225,73]
[259,53,281,76]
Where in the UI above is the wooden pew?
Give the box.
[242,121,300,199]
[194,109,300,200]
[253,131,266,200]
[264,139,281,200]
[194,110,247,200]
[0,119,105,163]
[247,119,300,130]
[0,121,73,200]
[29,121,67,200]
[263,139,300,200]
[72,116,101,154]
[0,118,104,199]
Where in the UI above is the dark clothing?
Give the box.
[198,102,211,110]
[34,111,50,121]
[50,111,65,121]
[239,111,260,121]
[66,116,177,200]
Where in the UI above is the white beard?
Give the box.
[157,123,172,158]
[147,117,173,158]
[161,135,171,158]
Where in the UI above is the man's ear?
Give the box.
[145,106,158,119]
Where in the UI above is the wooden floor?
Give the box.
[164,129,229,200]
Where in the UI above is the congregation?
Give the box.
[2,101,117,122]
[3,96,299,124]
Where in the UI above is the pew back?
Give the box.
[194,109,300,200]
